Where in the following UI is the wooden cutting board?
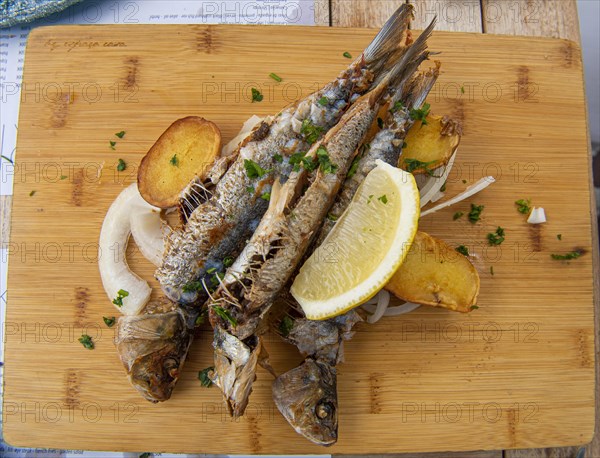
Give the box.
[2,24,596,454]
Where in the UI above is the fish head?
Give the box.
[115,311,193,402]
[272,358,338,446]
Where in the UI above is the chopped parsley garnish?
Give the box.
[213,305,237,326]
[347,155,361,179]
[318,96,329,106]
[269,73,282,82]
[109,141,116,150]
[274,153,283,163]
[551,250,583,261]
[378,194,388,204]
[103,316,116,327]
[470,305,479,310]
[195,310,207,327]
[251,87,263,102]
[115,131,126,139]
[456,245,469,256]
[198,367,214,388]
[515,198,531,214]
[300,119,323,145]
[462,179,467,184]
[409,102,430,125]
[557,234,562,240]
[453,212,464,220]
[170,154,179,166]
[182,280,203,293]
[244,159,270,179]
[1,155,13,164]
[490,266,494,276]
[117,158,127,172]
[139,453,151,458]
[389,101,404,113]
[377,117,384,129]
[29,190,36,197]
[60,175,68,180]
[461,86,465,94]
[316,146,337,174]
[260,192,271,201]
[367,194,374,204]
[246,186,255,194]
[112,289,129,307]
[223,256,234,268]
[327,212,339,222]
[206,267,217,274]
[78,334,94,350]
[487,226,505,245]
[440,181,447,192]
[279,316,294,337]
[403,158,439,177]
[343,51,352,59]
[468,204,484,223]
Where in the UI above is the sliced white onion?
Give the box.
[360,290,421,324]
[99,183,152,315]
[430,190,445,203]
[366,290,390,324]
[221,115,263,156]
[382,302,421,316]
[130,199,164,266]
[419,152,457,207]
[527,207,546,224]
[420,176,496,218]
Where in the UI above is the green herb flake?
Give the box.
[461,86,465,94]
[223,256,234,268]
[112,289,129,307]
[318,96,329,106]
[103,316,116,327]
[260,192,271,201]
[170,154,179,166]
[78,334,94,350]
[139,453,151,458]
[557,234,562,240]
[409,102,431,125]
[403,158,439,177]
[115,131,126,139]
[468,204,484,224]
[269,73,282,82]
[60,175,68,180]
[300,119,323,145]
[377,117,384,129]
[462,179,467,184]
[279,316,294,337]
[327,212,339,222]
[246,186,255,194]
[29,190,36,197]
[470,305,479,310]
[244,159,270,179]
[251,87,263,102]
[453,211,464,221]
[347,155,360,179]
[316,145,337,174]
[550,250,583,261]
[367,194,374,204]
[109,141,116,150]
[378,194,388,204]
[182,280,203,293]
[343,51,352,59]
[515,198,531,215]
[456,245,469,256]
[206,267,217,274]
[117,158,127,172]
[274,154,283,163]
[198,367,214,388]
[487,226,505,246]
[490,266,494,276]
[389,101,404,113]
[440,181,447,192]
[1,155,14,164]
[213,305,237,326]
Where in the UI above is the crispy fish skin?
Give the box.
[272,359,338,446]
[156,5,415,306]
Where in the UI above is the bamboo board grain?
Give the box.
[2,24,596,454]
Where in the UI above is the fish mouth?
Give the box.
[272,358,338,446]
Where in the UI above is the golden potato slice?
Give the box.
[138,116,221,208]
[399,114,461,175]
[385,231,480,312]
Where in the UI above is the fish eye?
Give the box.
[163,358,179,378]
[315,401,335,419]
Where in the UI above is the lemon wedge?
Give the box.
[291,160,420,320]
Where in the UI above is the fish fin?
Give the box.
[402,60,441,110]
[178,175,213,223]
[363,4,413,66]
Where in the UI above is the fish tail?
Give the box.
[368,16,436,106]
[401,60,441,109]
[363,4,413,67]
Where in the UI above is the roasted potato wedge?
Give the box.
[385,231,480,312]
[399,114,461,175]
[138,116,221,208]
